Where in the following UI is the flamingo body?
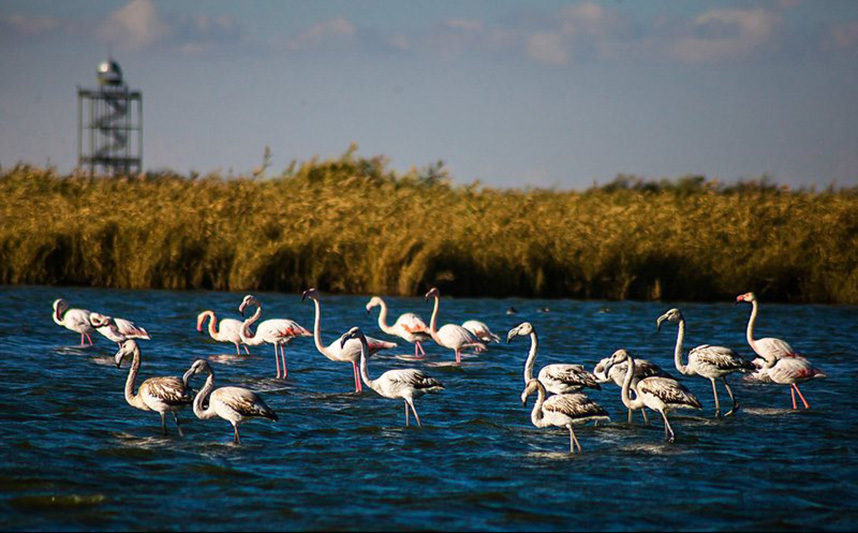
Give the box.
[462,320,501,344]
[424,288,486,363]
[521,379,609,454]
[52,299,96,346]
[197,310,247,355]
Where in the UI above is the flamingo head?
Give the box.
[114,339,138,368]
[239,295,258,316]
[506,322,534,343]
[604,349,631,376]
[339,326,364,349]
[736,292,756,304]
[656,308,683,331]
[89,312,111,328]
[182,358,211,387]
[301,288,319,302]
[53,298,68,321]
[520,379,541,405]
[195,311,211,333]
[365,296,383,314]
[424,287,439,301]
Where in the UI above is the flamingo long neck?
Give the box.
[310,298,331,357]
[357,335,379,393]
[52,306,66,326]
[374,300,394,335]
[192,370,219,420]
[745,300,759,354]
[123,345,147,410]
[529,382,548,428]
[673,318,689,375]
[620,357,643,410]
[202,311,219,339]
[523,331,539,385]
[239,304,263,343]
[428,296,441,341]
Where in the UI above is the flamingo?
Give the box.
[301,288,397,393]
[604,349,701,443]
[520,379,609,454]
[114,340,192,436]
[657,308,754,417]
[593,355,672,424]
[238,295,311,380]
[89,312,150,349]
[182,359,278,444]
[365,296,432,358]
[342,327,444,427]
[196,310,248,356]
[736,292,826,409]
[462,320,501,344]
[423,288,486,364]
[507,322,601,394]
[52,298,95,346]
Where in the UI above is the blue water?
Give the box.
[1,286,856,531]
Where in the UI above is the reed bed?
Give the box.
[1,153,856,303]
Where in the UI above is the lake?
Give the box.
[1,286,856,531]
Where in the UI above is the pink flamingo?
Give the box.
[301,288,397,393]
[89,312,151,349]
[238,295,311,380]
[365,296,433,358]
[196,310,248,356]
[423,288,486,364]
[736,292,826,409]
[52,298,95,346]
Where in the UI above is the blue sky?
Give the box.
[1,0,857,189]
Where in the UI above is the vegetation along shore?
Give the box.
[2,151,856,303]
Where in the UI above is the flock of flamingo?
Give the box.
[51,289,826,451]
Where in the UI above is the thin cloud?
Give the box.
[670,8,782,63]
[284,17,357,52]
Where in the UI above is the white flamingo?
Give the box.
[593,355,672,425]
[342,327,444,427]
[520,379,609,454]
[657,308,754,417]
[89,312,150,348]
[736,292,826,409]
[462,320,500,344]
[423,288,486,364]
[365,296,433,358]
[182,359,278,444]
[604,349,701,443]
[302,289,397,393]
[52,298,95,346]
[507,322,601,394]
[238,295,311,380]
[196,310,248,356]
[114,340,192,436]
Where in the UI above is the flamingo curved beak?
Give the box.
[506,328,518,343]
[656,315,667,331]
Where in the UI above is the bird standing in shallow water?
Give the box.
[52,298,96,347]
[657,308,754,417]
[423,288,486,364]
[342,326,444,427]
[593,355,671,425]
[520,379,609,454]
[196,310,248,356]
[183,359,278,445]
[462,320,501,345]
[90,312,151,349]
[115,340,192,436]
[736,292,826,409]
[238,295,311,380]
[365,296,432,359]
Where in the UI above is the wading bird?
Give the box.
[520,379,609,454]
[736,292,826,409]
[462,320,501,344]
[604,349,701,443]
[196,310,248,356]
[507,322,601,394]
[342,327,444,427]
[52,298,96,347]
[182,359,278,444]
[657,308,754,417]
[114,340,192,436]
[423,288,486,364]
[593,355,672,424]
[238,295,311,380]
[90,312,150,349]
[302,289,397,393]
[365,296,432,358]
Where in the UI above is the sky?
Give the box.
[1,0,857,189]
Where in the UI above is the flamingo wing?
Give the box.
[213,387,278,420]
[638,377,702,409]
[395,313,429,334]
[141,376,192,407]
[543,393,609,420]
[539,364,601,391]
[769,357,826,384]
[114,317,150,340]
[755,337,798,359]
[690,344,754,372]
[437,324,485,350]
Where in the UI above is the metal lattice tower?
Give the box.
[77,58,142,175]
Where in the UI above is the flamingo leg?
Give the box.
[722,377,738,416]
[353,362,362,393]
[160,412,167,435]
[627,408,633,425]
[660,410,675,443]
[793,383,811,409]
[641,408,650,425]
[243,344,251,355]
[172,412,184,437]
[280,344,288,380]
[85,333,93,346]
[791,386,797,410]
[711,378,722,418]
[416,341,426,356]
[406,398,422,428]
[274,345,281,379]
[455,349,461,364]
[404,401,410,427]
[234,342,241,356]
[233,424,242,445]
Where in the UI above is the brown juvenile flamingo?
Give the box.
[52,298,96,346]
[238,295,311,380]
[301,289,397,393]
[196,310,248,356]
[593,355,672,424]
[520,379,609,454]
[657,308,754,417]
[507,322,601,394]
[423,288,486,364]
[365,296,433,359]
[736,292,826,409]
